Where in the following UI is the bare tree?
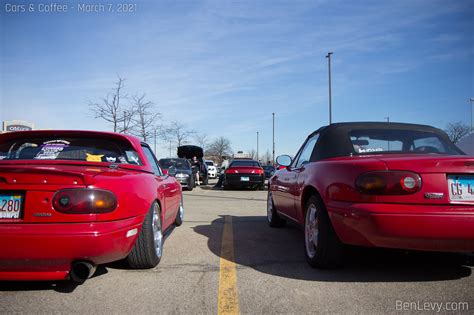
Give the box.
[207,137,232,164]
[160,121,195,147]
[445,122,470,144]
[194,133,210,150]
[130,94,160,142]
[262,149,272,165]
[89,77,131,133]
[247,149,257,160]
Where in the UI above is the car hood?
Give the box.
[177,145,203,159]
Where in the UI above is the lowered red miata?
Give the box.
[268,122,474,268]
[0,130,183,282]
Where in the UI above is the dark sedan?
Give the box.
[159,158,195,191]
[262,165,276,179]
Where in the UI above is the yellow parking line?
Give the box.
[218,216,240,315]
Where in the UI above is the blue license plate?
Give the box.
[0,193,23,219]
[447,175,474,201]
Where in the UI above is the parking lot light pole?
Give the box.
[326,52,333,124]
[470,98,474,132]
[256,131,259,162]
[272,112,275,165]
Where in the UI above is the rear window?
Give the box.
[159,159,190,169]
[230,160,260,167]
[349,129,461,155]
[0,136,142,165]
[205,161,214,166]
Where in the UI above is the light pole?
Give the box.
[470,98,474,132]
[326,52,333,124]
[272,112,275,165]
[154,128,157,154]
[384,116,390,150]
[384,116,390,123]
[169,140,172,158]
[256,131,259,162]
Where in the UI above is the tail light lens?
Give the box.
[226,168,238,174]
[356,171,422,195]
[254,168,264,175]
[53,189,117,214]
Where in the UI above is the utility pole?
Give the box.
[326,52,333,124]
[384,116,390,123]
[256,131,259,162]
[123,110,126,134]
[470,98,474,132]
[169,140,172,158]
[154,128,157,154]
[272,112,275,165]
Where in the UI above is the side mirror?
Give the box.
[276,155,292,167]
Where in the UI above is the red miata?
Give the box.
[268,122,474,267]
[0,130,183,282]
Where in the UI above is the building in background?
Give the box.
[2,120,35,133]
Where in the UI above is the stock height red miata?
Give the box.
[0,130,183,282]
[268,122,474,268]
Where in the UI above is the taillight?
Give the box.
[226,168,238,174]
[53,189,117,214]
[254,168,264,175]
[355,171,422,195]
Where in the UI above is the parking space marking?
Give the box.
[218,215,240,315]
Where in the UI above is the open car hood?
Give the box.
[177,145,203,159]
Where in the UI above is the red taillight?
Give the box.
[52,189,117,214]
[226,168,238,174]
[355,171,422,195]
[254,168,264,175]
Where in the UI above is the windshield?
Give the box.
[205,161,214,166]
[349,129,462,155]
[0,136,142,165]
[159,159,190,170]
[230,160,261,167]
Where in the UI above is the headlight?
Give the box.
[176,173,190,178]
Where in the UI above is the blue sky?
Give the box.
[1,0,473,159]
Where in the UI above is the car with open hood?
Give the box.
[0,130,184,282]
[268,122,474,268]
[177,145,208,185]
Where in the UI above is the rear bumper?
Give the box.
[329,203,474,252]
[225,174,264,187]
[0,216,144,280]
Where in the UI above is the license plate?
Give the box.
[241,176,250,182]
[0,193,23,219]
[447,175,474,201]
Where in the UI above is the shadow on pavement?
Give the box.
[0,266,108,293]
[193,215,473,283]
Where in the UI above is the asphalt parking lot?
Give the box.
[1,180,473,314]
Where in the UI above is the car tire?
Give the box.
[304,195,344,268]
[127,202,163,269]
[174,197,184,226]
[203,177,209,185]
[187,179,194,191]
[267,191,286,227]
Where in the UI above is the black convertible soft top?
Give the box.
[308,122,463,160]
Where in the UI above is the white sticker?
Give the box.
[0,156,6,160]
[358,148,384,153]
[106,156,117,163]
[34,140,69,160]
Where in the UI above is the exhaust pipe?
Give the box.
[70,261,97,283]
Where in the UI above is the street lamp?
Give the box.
[470,98,474,132]
[272,112,275,165]
[256,131,259,161]
[326,52,333,124]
